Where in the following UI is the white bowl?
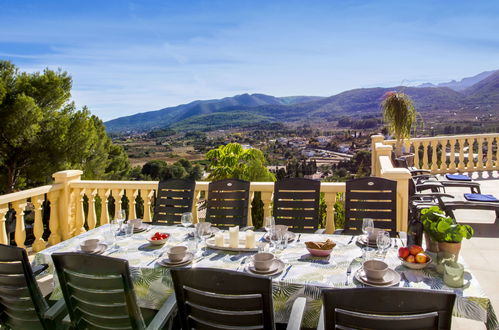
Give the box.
[147,233,169,245]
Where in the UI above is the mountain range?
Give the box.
[105,70,499,133]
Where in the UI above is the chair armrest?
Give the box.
[410,193,454,202]
[44,299,66,321]
[317,307,325,330]
[147,295,177,330]
[32,263,48,276]
[286,297,307,330]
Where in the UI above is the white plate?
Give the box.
[187,227,220,238]
[354,268,401,287]
[246,259,285,276]
[357,236,391,248]
[357,268,394,285]
[78,243,108,255]
[158,252,194,267]
[133,224,150,233]
[206,238,262,252]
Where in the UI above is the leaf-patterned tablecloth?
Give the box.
[34,225,498,329]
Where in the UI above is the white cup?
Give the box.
[80,238,100,252]
[167,246,188,262]
[129,218,143,229]
[253,252,275,271]
[363,260,388,281]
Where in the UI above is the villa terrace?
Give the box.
[0,132,498,329]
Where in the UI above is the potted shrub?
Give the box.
[423,209,474,259]
[381,91,418,158]
[420,206,445,252]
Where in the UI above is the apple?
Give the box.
[415,253,428,264]
[409,245,423,256]
[398,247,410,259]
[406,255,416,263]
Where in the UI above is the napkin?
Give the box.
[445,174,472,181]
[464,193,499,202]
[402,271,424,282]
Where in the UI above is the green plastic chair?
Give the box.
[51,252,176,330]
[0,244,66,330]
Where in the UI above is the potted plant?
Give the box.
[423,207,474,258]
[420,206,444,252]
[381,91,418,158]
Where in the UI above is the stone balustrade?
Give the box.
[0,171,346,250]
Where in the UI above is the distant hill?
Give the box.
[418,70,497,91]
[105,93,322,132]
[105,69,499,133]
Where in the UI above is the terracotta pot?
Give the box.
[424,232,439,253]
[437,242,461,260]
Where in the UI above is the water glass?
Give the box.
[124,222,134,238]
[264,216,275,233]
[362,247,375,260]
[269,227,279,251]
[376,230,391,254]
[108,220,118,246]
[181,212,193,228]
[362,218,374,239]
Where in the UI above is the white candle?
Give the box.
[245,230,255,248]
[214,232,224,247]
[229,226,239,248]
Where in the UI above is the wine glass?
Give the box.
[376,230,391,255]
[264,216,275,232]
[109,219,119,248]
[362,218,374,240]
[181,212,193,229]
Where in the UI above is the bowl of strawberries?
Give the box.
[398,245,432,270]
[147,232,170,245]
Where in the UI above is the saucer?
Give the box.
[78,243,108,255]
[133,224,150,233]
[158,252,194,267]
[354,268,400,287]
[187,227,220,238]
[246,259,285,276]
[263,232,295,243]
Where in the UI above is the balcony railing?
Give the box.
[0,171,347,251]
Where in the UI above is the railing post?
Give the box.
[31,195,46,252]
[12,200,27,249]
[48,191,61,245]
[87,189,97,230]
[486,137,494,170]
[52,170,83,240]
[74,188,86,236]
[448,139,457,171]
[112,189,125,219]
[371,135,385,176]
[261,191,273,220]
[98,189,111,225]
[247,191,255,227]
[192,190,200,224]
[324,192,336,234]
[476,137,484,170]
[129,189,138,219]
[457,138,466,171]
[0,205,8,245]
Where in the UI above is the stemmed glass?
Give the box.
[264,216,275,233]
[181,212,193,229]
[109,220,119,248]
[362,218,374,241]
[376,230,391,256]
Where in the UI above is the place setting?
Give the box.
[354,259,401,287]
[157,246,195,267]
[244,252,286,276]
[78,238,108,255]
[356,219,392,250]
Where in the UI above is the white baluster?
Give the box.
[113,189,125,219]
[324,192,337,234]
[422,141,430,169]
[467,138,475,171]
[449,139,457,171]
[98,189,111,225]
[413,141,421,168]
[440,139,448,172]
[74,188,86,236]
[47,191,61,245]
[458,138,465,171]
[476,137,484,170]
[129,189,139,219]
[486,137,494,170]
[87,189,97,229]
[431,141,438,172]
[13,201,27,249]
[0,205,9,245]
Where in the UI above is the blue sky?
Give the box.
[1,0,498,121]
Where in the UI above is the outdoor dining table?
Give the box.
[34,224,498,329]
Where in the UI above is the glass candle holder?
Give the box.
[436,251,457,274]
[443,261,464,288]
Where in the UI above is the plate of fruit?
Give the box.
[398,245,432,270]
[147,232,170,245]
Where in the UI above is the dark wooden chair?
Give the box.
[51,253,176,330]
[273,178,321,232]
[343,177,398,237]
[205,179,250,229]
[0,244,66,330]
[319,288,456,330]
[170,268,306,330]
[153,179,196,225]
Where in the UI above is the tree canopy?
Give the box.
[0,61,130,193]
[206,143,275,182]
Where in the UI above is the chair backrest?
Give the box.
[171,268,275,330]
[0,244,48,330]
[273,178,321,232]
[322,288,455,330]
[153,179,196,225]
[344,177,398,237]
[205,179,250,229]
[51,253,146,330]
